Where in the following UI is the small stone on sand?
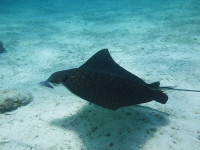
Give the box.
[0,41,6,53]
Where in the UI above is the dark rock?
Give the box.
[0,41,6,53]
[0,89,33,113]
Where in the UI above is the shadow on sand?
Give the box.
[50,105,169,150]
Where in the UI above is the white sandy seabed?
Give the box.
[0,0,200,150]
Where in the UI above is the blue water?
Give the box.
[0,0,200,150]
[1,0,199,52]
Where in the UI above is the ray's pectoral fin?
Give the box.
[153,90,168,104]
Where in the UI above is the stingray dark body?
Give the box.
[40,49,168,110]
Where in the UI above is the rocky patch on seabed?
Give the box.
[0,89,33,113]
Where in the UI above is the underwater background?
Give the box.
[0,0,200,149]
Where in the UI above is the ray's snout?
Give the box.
[39,81,53,88]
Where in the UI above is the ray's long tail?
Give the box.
[159,86,200,93]
[149,82,200,93]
